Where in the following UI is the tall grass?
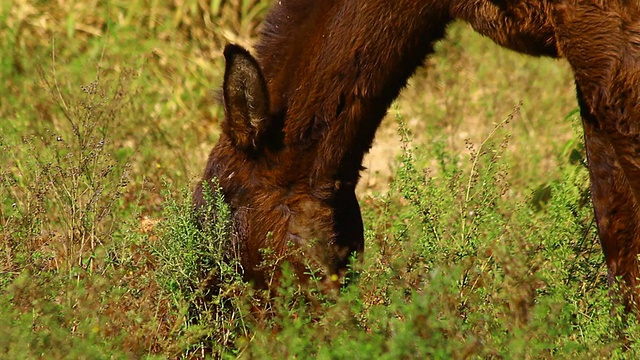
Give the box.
[2,0,639,358]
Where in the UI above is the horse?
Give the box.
[194,0,640,308]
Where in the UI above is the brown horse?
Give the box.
[194,0,640,307]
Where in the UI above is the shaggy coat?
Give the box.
[194,0,640,307]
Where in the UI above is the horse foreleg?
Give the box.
[579,89,640,312]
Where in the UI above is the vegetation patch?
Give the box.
[1,1,639,358]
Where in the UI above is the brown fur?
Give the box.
[552,0,640,309]
[194,0,640,309]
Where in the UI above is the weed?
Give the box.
[153,181,248,357]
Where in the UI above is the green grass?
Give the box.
[1,0,639,358]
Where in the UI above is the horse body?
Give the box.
[195,0,640,308]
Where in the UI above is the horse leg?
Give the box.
[551,0,640,311]
[578,88,640,311]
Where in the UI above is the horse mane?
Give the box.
[254,0,331,118]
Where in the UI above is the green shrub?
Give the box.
[152,182,249,357]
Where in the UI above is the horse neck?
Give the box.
[256,0,452,189]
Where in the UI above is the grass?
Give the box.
[1,0,639,358]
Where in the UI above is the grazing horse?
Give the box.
[194,0,640,308]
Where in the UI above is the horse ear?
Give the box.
[222,44,270,151]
